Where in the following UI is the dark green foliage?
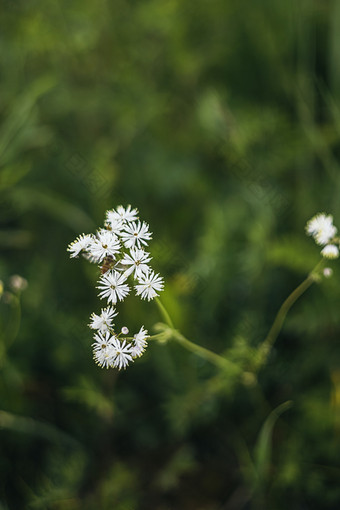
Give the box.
[1,0,340,508]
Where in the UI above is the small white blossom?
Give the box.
[92,331,117,369]
[121,326,129,335]
[103,219,125,236]
[121,248,152,279]
[306,213,337,246]
[92,331,113,352]
[107,205,139,224]
[120,221,152,249]
[135,271,164,301]
[130,326,149,358]
[89,306,117,333]
[88,230,120,263]
[110,338,133,370]
[321,244,339,259]
[67,234,94,258]
[97,270,130,304]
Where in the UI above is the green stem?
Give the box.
[148,333,168,341]
[170,328,242,373]
[155,297,174,329]
[154,298,240,372]
[256,261,323,369]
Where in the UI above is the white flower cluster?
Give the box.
[306,213,339,259]
[67,205,164,370]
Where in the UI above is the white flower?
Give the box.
[89,306,117,333]
[103,219,125,236]
[321,244,339,259]
[134,325,149,344]
[67,234,94,258]
[92,331,117,369]
[130,326,149,358]
[88,231,120,263]
[120,221,152,249]
[106,205,139,224]
[110,338,133,370]
[306,213,337,246]
[97,270,130,304]
[92,331,113,352]
[67,204,165,369]
[135,271,164,301]
[121,248,152,279]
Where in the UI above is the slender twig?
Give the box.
[256,261,323,369]
[155,297,174,329]
[154,298,241,372]
[170,328,242,373]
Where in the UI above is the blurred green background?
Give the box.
[1,0,340,508]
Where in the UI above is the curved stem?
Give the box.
[154,297,174,329]
[170,328,241,373]
[256,261,323,369]
[148,333,168,341]
[154,298,241,372]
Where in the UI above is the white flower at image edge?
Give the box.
[306,213,337,246]
[135,271,164,301]
[97,270,130,304]
[89,306,118,332]
[321,244,339,259]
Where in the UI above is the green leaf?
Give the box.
[254,400,293,489]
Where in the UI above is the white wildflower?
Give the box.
[103,219,125,236]
[92,331,117,369]
[110,338,133,370]
[120,220,152,249]
[88,230,120,263]
[321,244,339,259]
[67,234,94,258]
[121,248,152,279]
[89,306,117,333]
[130,326,149,358]
[68,204,165,370]
[306,213,337,246]
[97,270,130,304]
[135,271,164,301]
[106,205,139,224]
